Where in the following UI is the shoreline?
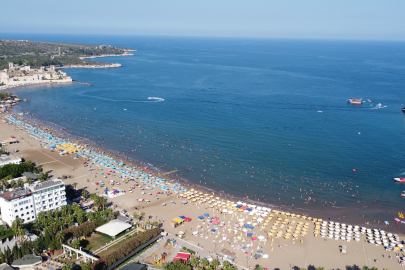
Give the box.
[9,103,405,234]
[1,111,404,270]
[3,51,404,234]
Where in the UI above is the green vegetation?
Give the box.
[91,228,162,270]
[0,161,35,179]
[0,92,12,100]
[0,39,132,69]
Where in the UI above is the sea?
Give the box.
[3,33,405,228]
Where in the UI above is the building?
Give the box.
[0,179,66,226]
[30,179,67,214]
[0,156,22,167]
[0,62,72,86]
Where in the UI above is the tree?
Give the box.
[211,259,220,270]
[133,213,139,221]
[10,180,17,189]
[17,178,24,188]
[36,165,43,173]
[200,258,209,268]
[81,262,91,270]
[26,177,33,185]
[140,212,145,220]
[62,264,72,270]
[152,221,159,228]
[190,257,199,268]
[56,231,65,247]
[11,218,26,242]
[82,190,89,200]
[255,266,264,270]
[100,198,107,211]
[72,182,78,189]
[38,173,48,182]
[70,239,80,249]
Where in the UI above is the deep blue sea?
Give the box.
[3,33,405,224]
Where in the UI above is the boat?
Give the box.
[402,107,405,113]
[394,177,405,182]
[349,98,362,104]
[401,192,405,198]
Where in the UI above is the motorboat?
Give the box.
[401,192,405,198]
[349,98,362,104]
[402,107,405,113]
[394,177,405,182]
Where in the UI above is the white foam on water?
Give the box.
[148,97,165,102]
[371,103,387,109]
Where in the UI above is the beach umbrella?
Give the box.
[181,201,188,204]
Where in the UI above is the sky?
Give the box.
[2,0,405,40]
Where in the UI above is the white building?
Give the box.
[0,179,66,226]
[0,156,22,167]
[31,179,67,214]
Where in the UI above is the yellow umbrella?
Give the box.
[268,232,274,236]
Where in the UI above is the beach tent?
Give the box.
[170,221,178,228]
[173,218,183,224]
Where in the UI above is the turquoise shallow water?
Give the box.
[4,33,405,224]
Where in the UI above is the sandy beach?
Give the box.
[1,112,404,270]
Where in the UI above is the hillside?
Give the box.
[0,39,133,69]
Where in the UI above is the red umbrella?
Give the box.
[10,135,14,138]
[241,206,248,210]
[251,237,257,240]
[185,217,191,222]
[213,220,220,225]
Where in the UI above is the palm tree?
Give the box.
[81,190,89,200]
[152,221,159,228]
[56,231,65,247]
[211,259,219,270]
[72,202,80,213]
[26,177,33,185]
[146,220,151,229]
[200,258,209,268]
[133,213,139,221]
[11,218,26,242]
[72,182,78,190]
[1,179,8,190]
[140,212,145,220]
[190,257,199,269]
[17,178,24,188]
[100,198,107,211]
[36,165,43,173]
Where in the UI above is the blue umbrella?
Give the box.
[211,229,216,232]
[247,233,253,237]
[204,213,209,217]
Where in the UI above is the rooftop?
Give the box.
[0,188,32,201]
[11,254,42,267]
[96,219,132,237]
[0,263,13,270]
[31,179,64,191]
[22,172,38,180]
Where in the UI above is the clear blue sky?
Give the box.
[2,0,405,40]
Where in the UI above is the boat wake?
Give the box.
[148,97,165,102]
[371,103,387,109]
[80,93,164,103]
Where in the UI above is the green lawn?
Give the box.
[96,232,139,257]
[83,233,112,252]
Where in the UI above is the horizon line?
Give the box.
[1,32,405,43]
